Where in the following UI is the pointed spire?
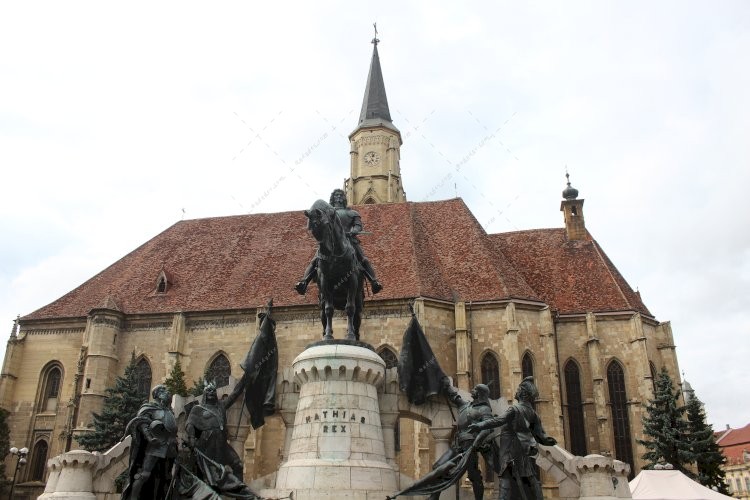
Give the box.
[356,28,398,133]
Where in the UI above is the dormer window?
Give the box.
[155,269,172,294]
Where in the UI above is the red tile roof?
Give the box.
[717,423,750,465]
[23,199,651,321]
[490,228,652,316]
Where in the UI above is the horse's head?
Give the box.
[304,199,336,243]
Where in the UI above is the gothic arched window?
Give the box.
[30,440,49,481]
[564,359,587,456]
[39,364,63,412]
[134,358,152,400]
[522,352,534,379]
[522,352,537,409]
[607,360,634,475]
[207,354,231,388]
[480,353,501,399]
[378,347,398,369]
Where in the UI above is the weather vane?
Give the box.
[372,22,379,46]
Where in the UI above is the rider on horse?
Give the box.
[295,189,383,295]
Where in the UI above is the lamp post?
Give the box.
[8,446,29,500]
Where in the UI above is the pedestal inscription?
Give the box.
[275,343,397,499]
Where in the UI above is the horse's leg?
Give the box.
[324,299,334,340]
[353,277,363,341]
[318,293,326,338]
[319,275,334,340]
[345,272,357,340]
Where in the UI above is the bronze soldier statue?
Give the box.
[435,382,495,499]
[296,189,382,295]
[186,381,244,479]
[122,384,178,500]
[469,377,557,500]
[386,381,495,499]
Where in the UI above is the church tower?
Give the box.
[560,173,588,240]
[345,35,406,205]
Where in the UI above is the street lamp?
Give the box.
[8,446,29,500]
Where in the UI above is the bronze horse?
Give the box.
[303,199,364,340]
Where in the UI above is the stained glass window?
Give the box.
[481,353,501,400]
[207,354,231,388]
[564,360,587,456]
[30,440,49,481]
[522,352,534,379]
[134,358,152,399]
[607,360,634,476]
[378,347,398,369]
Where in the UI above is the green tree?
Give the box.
[75,353,146,452]
[638,367,694,475]
[0,407,10,490]
[164,358,189,397]
[685,390,729,494]
[188,370,210,397]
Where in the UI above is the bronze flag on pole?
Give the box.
[397,306,447,405]
[236,299,278,429]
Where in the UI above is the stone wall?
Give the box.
[1,298,681,491]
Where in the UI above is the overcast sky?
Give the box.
[1,2,748,430]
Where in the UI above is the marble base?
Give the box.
[275,344,398,497]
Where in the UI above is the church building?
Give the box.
[0,38,683,496]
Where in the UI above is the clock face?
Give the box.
[363,151,381,166]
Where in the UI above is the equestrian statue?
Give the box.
[296,189,382,340]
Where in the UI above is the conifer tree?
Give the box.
[75,353,146,452]
[638,367,694,475]
[0,407,10,489]
[189,370,210,397]
[685,391,729,494]
[164,358,189,397]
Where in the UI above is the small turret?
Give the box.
[560,172,587,240]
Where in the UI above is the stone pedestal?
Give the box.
[38,449,98,499]
[576,454,632,500]
[275,343,398,499]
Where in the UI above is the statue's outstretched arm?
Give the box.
[469,406,513,433]
[440,376,466,408]
[531,414,557,446]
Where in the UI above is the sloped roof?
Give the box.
[717,423,750,464]
[24,199,539,320]
[490,228,652,316]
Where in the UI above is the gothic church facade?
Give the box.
[0,40,682,494]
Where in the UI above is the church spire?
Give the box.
[345,29,406,205]
[356,26,398,133]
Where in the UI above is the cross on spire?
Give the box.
[372,22,379,46]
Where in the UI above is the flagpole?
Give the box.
[235,390,245,440]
